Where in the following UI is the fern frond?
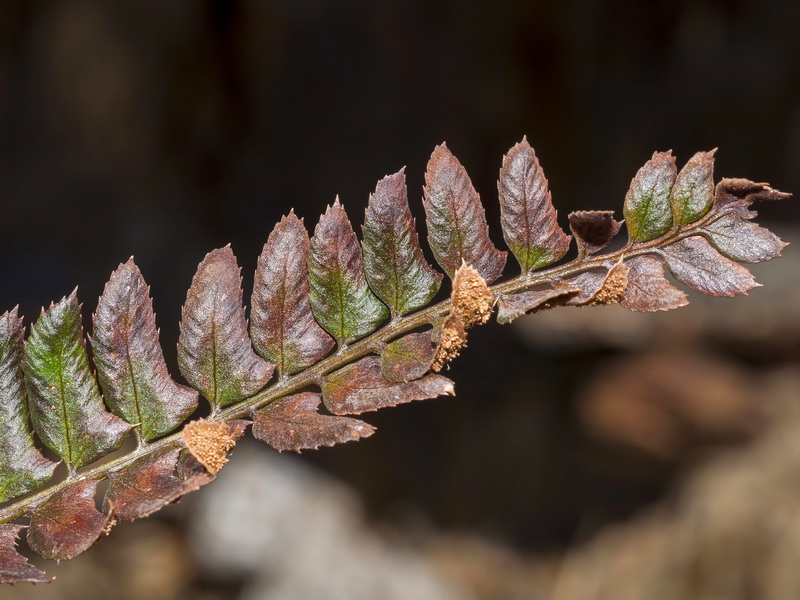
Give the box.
[0,140,789,583]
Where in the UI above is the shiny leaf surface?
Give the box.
[363,169,442,316]
[24,292,131,470]
[498,138,571,272]
[670,150,715,225]
[105,447,213,521]
[0,309,56,502]
[620,256,689,312]
[93,259,198,441]
[423,144,507,282]
[308,200,389,346]
[27,479,109,561]
[251,212,334,376]
[624,151,677,242]
[322,356,454,415]
[661,236,758,297]
[702,214,787,263]
[178,247,274,409]
[253,392,374,452]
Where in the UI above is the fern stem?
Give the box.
[0,213,722,524]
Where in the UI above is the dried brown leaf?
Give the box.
[0,524,49,583]
[563,271,606,304]
[620,256,689,312]
[568,211,623,255]
[564,261,629,306]
[105,447,213,521]
[714,178,791,208]
[252,392,375,452]
[496,287,581,324]
[322,356,455,415]
[27,479,110,561]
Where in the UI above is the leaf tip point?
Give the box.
[431,142,451,158]
[651,149,675,161]
[515,135,532,150]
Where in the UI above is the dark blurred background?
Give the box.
[1,1,798,599]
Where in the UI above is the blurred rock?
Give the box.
[189,440,471,600]
[3,520,192,600]
[423,534,549,600]
[548,367,800,600]
[577,352,767,460]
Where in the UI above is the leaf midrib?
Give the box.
[123,297,144,442]
[55,336,74,471]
